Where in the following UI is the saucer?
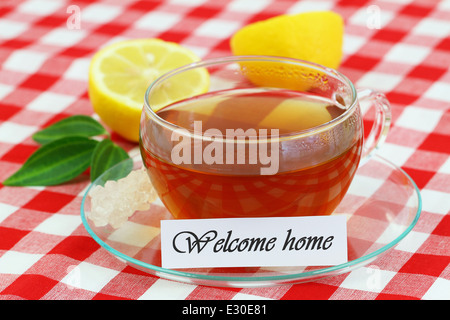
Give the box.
[81,154,421,288]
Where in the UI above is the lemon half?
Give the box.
[230,11,343,91]
[230,11,344,69]
[88,38,209,142]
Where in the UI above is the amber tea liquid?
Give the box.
[141,89,362,219]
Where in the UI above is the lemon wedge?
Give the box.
[88,38,209,142]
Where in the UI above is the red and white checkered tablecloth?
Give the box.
[0,0,449,301]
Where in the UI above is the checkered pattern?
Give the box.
[0,0,448,300]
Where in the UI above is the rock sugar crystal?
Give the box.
[88,167,157,228]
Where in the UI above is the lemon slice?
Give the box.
[88,38,209,142]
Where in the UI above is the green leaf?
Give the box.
[3,137,99,186]
[95,157,134,186]
[32,115,107,144]
[90,138,131,182]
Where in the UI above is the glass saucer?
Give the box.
[81,154,421,288]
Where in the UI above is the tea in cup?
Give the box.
[140,56,390,219]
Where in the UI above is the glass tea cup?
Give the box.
[139,56,391,220]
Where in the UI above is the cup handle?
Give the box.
[357,88,392,161]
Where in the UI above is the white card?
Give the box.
[161,215,347,269]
